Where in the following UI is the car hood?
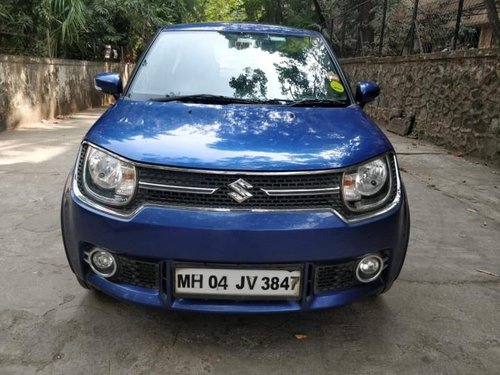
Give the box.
[85,100,392,171]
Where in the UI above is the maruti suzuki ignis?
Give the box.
[61,23,410,313]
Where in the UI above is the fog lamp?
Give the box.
[355,255,383,283]
[89,249,117,278]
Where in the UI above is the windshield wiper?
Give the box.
[259,98,296,105]
[148,95,347,107]
[288,99,348,107]
[148,94,260,105]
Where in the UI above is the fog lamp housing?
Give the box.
[355,255,384,283]
[88,249,117,278]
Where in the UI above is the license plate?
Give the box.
[174,267,302,299]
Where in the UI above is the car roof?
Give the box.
[162,22,320,37]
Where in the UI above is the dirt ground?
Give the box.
[0,108,499,374]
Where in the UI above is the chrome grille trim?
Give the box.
[138,181,219,195]
[261,187,340,196]
[133,162,343,176]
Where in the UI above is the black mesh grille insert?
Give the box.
[139,168,341,189]
[135,167,342,210]
[115,256,160,289]
[314,261,357,293]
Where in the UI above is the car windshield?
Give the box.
[127,30,350,104]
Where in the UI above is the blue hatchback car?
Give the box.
[61,23,410,313]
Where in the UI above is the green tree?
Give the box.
[190,0,246,21]
[41,0,87,57]
[0,0,187,59]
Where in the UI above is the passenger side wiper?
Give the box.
[148,94,260,105]
[259,98,294,105]
[288,99,348,107]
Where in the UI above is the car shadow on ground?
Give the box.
[78,288,392,348]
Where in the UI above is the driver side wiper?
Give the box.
[148,94,260,105]
[288,99,348,107]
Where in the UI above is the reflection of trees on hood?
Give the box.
[229,67,268,99]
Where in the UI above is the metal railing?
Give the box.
[322,0,500,57]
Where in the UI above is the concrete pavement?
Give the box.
[0,107,499,374]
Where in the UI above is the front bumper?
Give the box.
[61,175,409,313]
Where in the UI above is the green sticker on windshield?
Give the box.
[330,81,344,93]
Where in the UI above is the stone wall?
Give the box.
[341,49,500,165]
[2,51,499,164]
[0,55,133,131]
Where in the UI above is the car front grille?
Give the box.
[76,143,398,217]
[135,167,343,210]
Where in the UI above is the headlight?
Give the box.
[83,146,136,206]
[342,155,392,212]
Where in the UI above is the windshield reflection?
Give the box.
[128,31,349,104]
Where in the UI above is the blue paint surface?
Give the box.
[86,100,392,170]
[61,22,409,313]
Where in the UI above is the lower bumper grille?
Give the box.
[115,256,160,289]
[100,257,371,294]
[314,261,358,293]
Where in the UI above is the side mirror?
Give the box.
[95,72,122,98]
[355,80,380,107]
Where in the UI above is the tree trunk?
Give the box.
[484,0,500,45]
[359,0,374,46]
[312,0,327,30]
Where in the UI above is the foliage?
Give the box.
[0,0,325,59]
[0,0,187,59]
[188,0,246,22]
[0,0,495,60]
[41,0,88,57]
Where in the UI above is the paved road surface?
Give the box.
[0,108,499,374]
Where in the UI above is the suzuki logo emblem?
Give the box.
[228,178,253,203]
